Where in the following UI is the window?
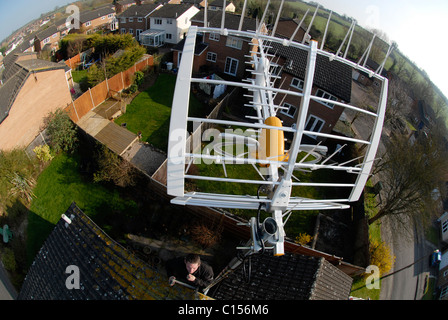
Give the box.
[108,14,113,19]
[167,19,173,24]
[154,18,162,25]
[224,57,238,76]
[443,219,448,234]
[441,286,448,299]
[206,52,217,62]
[305,115,325,139]
[136,29,143,37]
[209,33,220,41]
[138,17,143,22]
[166,33,172,40]
[101,16,106,20]
[121,17,126,23]
[129,17,133,22]
[85,21,91,27]
[121,28,126,34]
[43,37,50,44]
[291,78,304,90]
[280,103,297,118]
[315,89,337,109]
[129,28,134,35]
[52,33,57,38]
[226,36,243,49]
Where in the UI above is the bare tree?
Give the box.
[369,130,448,238]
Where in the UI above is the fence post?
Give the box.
[88,87,95,109]
[72,101,80,122]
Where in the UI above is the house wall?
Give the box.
[197,31,254,79]
[150,6,199,44]
[82,13,116,34]
[0,69,72,150]
[274,71,345,137]
[438,251,448,300]
[119,18,148,38]
[440,211,448,245]
[34,31,61,52]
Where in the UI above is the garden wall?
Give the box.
[64,54,153,122]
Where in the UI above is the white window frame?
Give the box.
[441,286,448,299]
[280,102,296,118]
[129,28,134,35]
[305,115,325,139]
[138,17,143,22]
[136,29,143,37]
[129,17,133,22]
[167,19,173,24]
[166,33,172,40]
[226,36,243,50]
[154,18,162,25]
[121,28,126,34]
[206,52,217,62]
[209,33,220,41]
[85,21,91,27]
[291,77,304,91]
[442,219,448,234]
[224,57,238,76]
[121,17,126,23]
[315,89,337,109]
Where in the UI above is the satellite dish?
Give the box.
[166,2,388,257]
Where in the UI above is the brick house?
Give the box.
[118,3,163,39]
[75,6,117,34]
[267,31,352,142]
[0,53,72,150]
[174,11,259,79]
[207,0,235,12]
[438,250,448,300]
[139,4,199,47]
[34,25,61,53]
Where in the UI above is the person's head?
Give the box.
[184,254,201,274]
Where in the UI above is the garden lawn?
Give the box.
[115,73,205,152]
[27,152,138,265]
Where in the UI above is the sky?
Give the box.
[0,0,447,98]
[309,0,448,100]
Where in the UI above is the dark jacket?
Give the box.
[166,257,214,289]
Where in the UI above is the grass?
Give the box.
[71,69,89,84]
[27,151,138,265]
[114,73,205,152]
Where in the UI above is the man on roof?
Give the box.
[166,253,214,290]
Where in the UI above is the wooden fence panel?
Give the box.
[91,80,108,107]
[73,91,94,120]
[108,73,123,93]
[64,102,79,122]
[65,53,81,70]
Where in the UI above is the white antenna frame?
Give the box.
[167,14,388,256]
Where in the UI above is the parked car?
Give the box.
[430,249,442,267]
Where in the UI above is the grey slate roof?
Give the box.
[270,40,352,102]
[208,252,353,300]
[192,10,257,32]
[35,25,59,41]
[18,202,199,300]
[79,6,115,23]
[149,3,195,19]
[118,3,161,18]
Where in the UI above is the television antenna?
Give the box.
[167,1,388,258]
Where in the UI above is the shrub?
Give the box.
[9,172,36,203]
[1,248,16,272]
[93,145,138,188]
[190,223,222,249]
[33,145,54,163]
[43,109,78,154]
[295,232,314,246]
[367,236,395,277]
